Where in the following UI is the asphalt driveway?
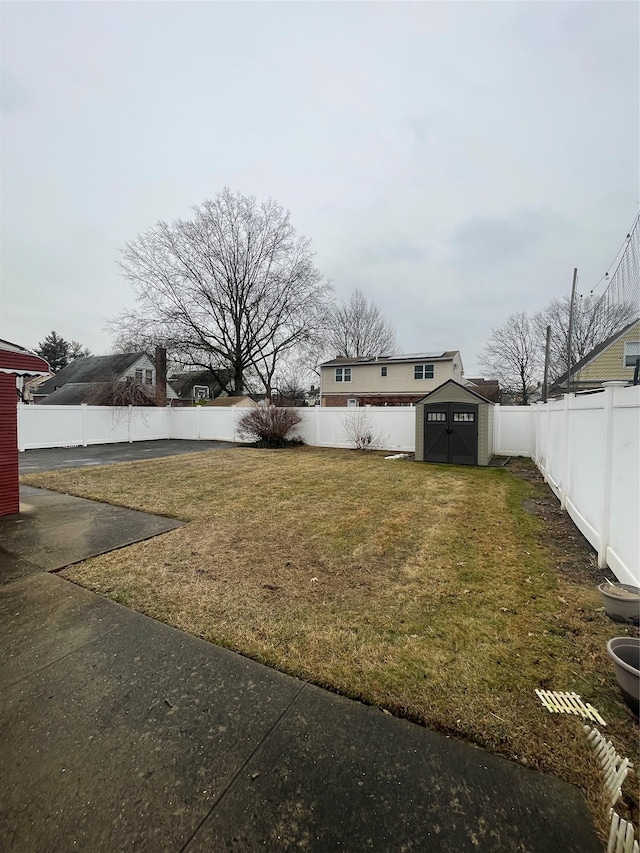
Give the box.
[18,438,236,473]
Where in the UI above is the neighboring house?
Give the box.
[21,373,54,403]
[203,395,257,408]
[33,352,178,405]
[305,385,320,407]
[319,351,464,407]
[464,378,502,404]
[549,319,640,396]
[168,369,233,405]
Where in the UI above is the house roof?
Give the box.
[0,340,50,376]
[550,318,640,391]
[37,383,109,405]
[36,353,148,396]
[168,368,233,397]
[320,351,458,368]
[204,396,256,407]
[415,379,495,406]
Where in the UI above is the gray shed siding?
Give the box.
[415,381,494,466]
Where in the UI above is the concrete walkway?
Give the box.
[0,441,602,850]
[0,572,601,852]
[0,486,183,585]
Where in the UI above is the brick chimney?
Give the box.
[155,346,167,406]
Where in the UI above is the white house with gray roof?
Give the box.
[33,353,177,405]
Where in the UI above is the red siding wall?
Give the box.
[0,374,19,516]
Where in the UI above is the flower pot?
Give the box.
[607,637,640,717]
[598,582,640,624]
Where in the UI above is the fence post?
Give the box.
[81,403,87,446]
[197,403,201,441]
[315,405,320,448]
[559,394,572,509]
[493,404,501,454]
[598,383,623,568]
[17,403,24,452]
[128,405,133,443]
[542,401,552,483]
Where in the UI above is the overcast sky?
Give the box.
[1,1,638,375]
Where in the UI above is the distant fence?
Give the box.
[17,404,530,455]
[16,386,639,585]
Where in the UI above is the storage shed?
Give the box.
[415,379,495,466]
[0,341,50,516]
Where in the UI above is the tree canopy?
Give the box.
[478,312,542,405]
[35,331,90,372]
[326,289,397,358]
[110,188,331,398]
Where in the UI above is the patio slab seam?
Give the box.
[179,681,308,853]
[0,603,138,694]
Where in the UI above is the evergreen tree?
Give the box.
[35,331,70,372]
[35,331,90,372]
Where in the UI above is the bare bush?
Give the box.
[87,376,157,407]
[341,409,387,450]
[238,406,303,447]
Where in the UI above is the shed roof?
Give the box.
[415,379,494,406]
[204,396,256,407]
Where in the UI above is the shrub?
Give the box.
[341,409,386,450]
[238,406,303,448]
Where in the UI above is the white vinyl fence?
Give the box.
[16,385,639,585]
[531,384,639,587]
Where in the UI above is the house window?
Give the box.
[347,398,357,407]
[145,369,153,385]
[335,367,351,382]
[414,364,434,380]
[426,412,446,422]
[380,366,387,377]
[135,369,143,381]
[453,412,475,422]
[624,341,640,367]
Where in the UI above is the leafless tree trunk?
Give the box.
[326,289,397,357]
[478,312,542,405]
[109,189,331,396]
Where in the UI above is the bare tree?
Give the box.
[109,189,331,399]
[68,340,91,361]
[326,289,396,357]
[534,294,637,384]
[86,375,157,407]
[478,312,542,405]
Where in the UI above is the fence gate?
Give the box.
[423,402,478,465]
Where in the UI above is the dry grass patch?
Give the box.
[24,447,638,838]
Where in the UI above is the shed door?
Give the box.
[424,403,478,465]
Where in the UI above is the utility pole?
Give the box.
[566,268,578,394]
[542,325,551,402]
